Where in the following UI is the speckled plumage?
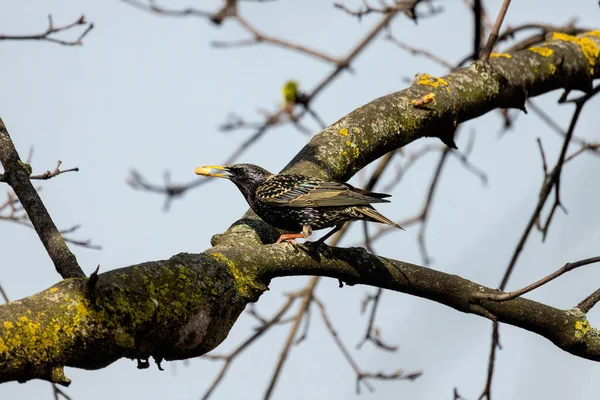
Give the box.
[197,163,402,243]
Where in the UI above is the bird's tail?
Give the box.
[355,206,404,230]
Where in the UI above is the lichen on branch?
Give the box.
[0,253,251,385]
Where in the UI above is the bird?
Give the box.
[195,163,403,244]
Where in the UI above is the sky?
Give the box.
[1,1,599,399]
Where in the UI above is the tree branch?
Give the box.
[0,118,84,279]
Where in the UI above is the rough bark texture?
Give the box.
[1,30,600,385]
[0,118,84,279]
[0,253,254,385]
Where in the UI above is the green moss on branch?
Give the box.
[0,253,254,385]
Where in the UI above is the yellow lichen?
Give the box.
[490,52,511,58]
[529,46,554,57]
[584,30,600,39]
[0,337,8,353]
[417,73,449,90]
[339,128,349,136]
[343,140,360,158]
[552,32,599,74]
[211,252,262,298]
[0,297,89,360]
[549,64,557,74]
[353,127,360,134]
[49,288,58,293]
[575,320,591,337]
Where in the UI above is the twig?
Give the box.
[474,256,600,301]
[577,288,600,314]
[386,31,454,69]
[232,14,342,64]
[0,15,93,46]
[473,0,483,60]
[263,277,319,400]
[0,190,100,250]
[0,118,84,279]
[478,86,599,400]
[356,288,397,351]
[52,384,73,400]
[418,147,451,265]
[503,24,588,53]
[0,284,8,303]
[314,297,419,394]
[499,104,584,291]
[479,0,512,60]
[334,0,432,21]
[479,321,500,400]
[201,294,298,400]
[449,137,488,186]
[30,161,79,180]
[121,0,227,22]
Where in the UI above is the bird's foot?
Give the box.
[305,239,335,258]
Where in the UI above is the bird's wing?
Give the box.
[256,175,391,207]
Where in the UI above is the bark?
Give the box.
[1,30,600,386]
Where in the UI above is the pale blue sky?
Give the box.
[1,1,599,399]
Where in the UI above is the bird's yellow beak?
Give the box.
[194,165,231,179]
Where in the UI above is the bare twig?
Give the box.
[386,31,453,69]
[478,85,600,400]
[0,284,8,303]
[0,118,85,278]
[418,147,450,265]
[313,297,419,394]
[479,321,500,400]
[473,0,483,60]
[230,14,341,64]
[30,161,79,180]
[474,256,600,301]
[201,294,298,400]
[121,0,229,22]
[577,288,600,314]
[503,23,588,53]
[356,288,397,351]
[0,15,93,46]
[334,0,434,21]
[480,0,512,60]
[52,384,73,400]
[263,277,319,399]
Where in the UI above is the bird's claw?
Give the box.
[306,240,335,258]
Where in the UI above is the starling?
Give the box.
[195,163,402,244]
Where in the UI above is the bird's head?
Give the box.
[195,163,273,200]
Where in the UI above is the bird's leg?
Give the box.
[315,224,343,245]
[274,225,313,244]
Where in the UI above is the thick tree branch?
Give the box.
[3,234,600,385]
[0,119,84,279]
[281,31,600,181]
[0,252,253,386]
